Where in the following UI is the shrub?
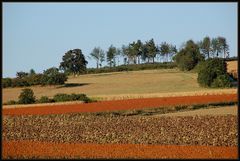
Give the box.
[42,67,67,85]
[2,78,12,88]
[4,100,17,105]
[86,62,177,74]
[174,40,204,71]
[53,93,71,102]
[197,58,231,88]
[11,78,30,87]
[18,88,36,104]
[38,96,53,103]
[53,93,93,103]
[211,74,231,88]
[70,93,87,101]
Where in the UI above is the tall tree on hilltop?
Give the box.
[169,44,177,62]
[217,36,229,58]
[199,36,211,59]
[211,38,221,58]
[106,45,117,68]
[90,47,105,69]
[146,39,158,63]
[159,42,170,62]
[135,40,143,64]
[59,49,88,75]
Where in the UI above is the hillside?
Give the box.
[2,68,237,103]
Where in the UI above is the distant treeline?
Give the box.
[86,62,177,74]
[2,67,67,88]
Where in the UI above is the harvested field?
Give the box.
[2,94,237,115]
[2,68,237,103]
[226,60,238,79]
[2,114,237,146]
[2,112,238,159]
[3,140,238,159]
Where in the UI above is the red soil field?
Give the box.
[2,140,237,159]
[3,94,237,115]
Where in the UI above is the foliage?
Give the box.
[174,40,204,71]
[90,47,105,69]
[41,67,67,85]
[4,100,17,105]
[38,96,53,103]
[59,49,88,75]
[18,88,36,104]
[145,38,158,63]
[197,58,231,88]
[211,74,231,88]
[106,45,117,67]
[16,71,28,78]
[86,62,177,74]
[53,93,93,103]
[2,78,12,88]
[199,36,211,59]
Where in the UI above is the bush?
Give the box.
[86,62,177,74]
[70,93,87,101]
[4,100,17,105]
[53,93,72,102]
[211,74,231,88]
[41,67,68,85]
[197,58,231,88]
[174,40,204,71]
[38,96,53,103]
[53,93,93,103]
[18,88,36,104]
[2,78,12,88]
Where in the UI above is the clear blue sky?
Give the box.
[3,2,238,78]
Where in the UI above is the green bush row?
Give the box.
[86,62,177,74]
[4,88,94,105]
[2,67,67,88]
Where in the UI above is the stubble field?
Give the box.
[2,69,237,103]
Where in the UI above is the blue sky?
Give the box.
[3,2,238,78]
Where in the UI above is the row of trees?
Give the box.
[88,36,229,70]
[198,36,229,59]
[89,39,178,69]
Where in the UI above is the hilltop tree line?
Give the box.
[2,36,233,88]
[87,36,229,70]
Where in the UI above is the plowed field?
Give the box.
[2,94,238,159]
[3,93,237,115]
[3,140,237,159]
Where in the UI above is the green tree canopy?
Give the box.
[106,45,117,67]
[174,40,204,71]
[59,49,88,75]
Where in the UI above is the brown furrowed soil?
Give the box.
[2,94,237,115]
[2,140,238,159]
[3,114,237,146]
[2,113,238,159]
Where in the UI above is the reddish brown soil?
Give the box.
[3,94,237,115]
[2,140,237,159]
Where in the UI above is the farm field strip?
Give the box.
[2,94,238,115]
[3,114,237,147]
[3,68,237,103]
[3,140,238,159]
